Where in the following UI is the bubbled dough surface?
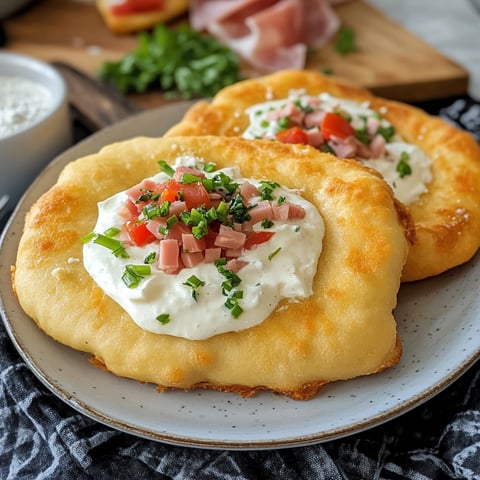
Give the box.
[165,70,480,282]
[13,136,408,399]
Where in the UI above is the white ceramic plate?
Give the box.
[1,102,480,450]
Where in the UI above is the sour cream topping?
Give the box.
[243,91,432,205]
[83,157,324,340]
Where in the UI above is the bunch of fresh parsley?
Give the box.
[100,24,243,99]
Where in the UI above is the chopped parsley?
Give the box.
[99,24,242,99]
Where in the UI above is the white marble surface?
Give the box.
[368,0,480,99]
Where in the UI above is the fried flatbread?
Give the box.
[166,70,480,282]
[95,0,189,33]
[13,136,410,400]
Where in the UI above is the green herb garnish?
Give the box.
[121,264,151,288]
[87,233,129,258]
[183,274,206,301]
[99,24,242,99]
[376,125,395,143]
[156,313,171,325]
[335,26,356,56]
[144,252,156,264]
[268,247,282,261]
[396,151,412,178]
[258,181,280,201]
[158,160,174,177]
[103,226,121,237]
[261,218,274,229]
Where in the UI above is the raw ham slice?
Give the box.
[190,0,346,72]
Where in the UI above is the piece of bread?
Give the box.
[165,70,480,282]
[95,0,189,33]
[12,136,411,400]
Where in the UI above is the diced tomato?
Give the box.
[159,179,182,204]
[276,127,309,144]
[125,220,156,246]
[244,231,275,250]
[111,0,165,16]
[320,112,355,140]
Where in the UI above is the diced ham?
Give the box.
[182,233,206,252]
[169,200,187,217]
[181,251,204,268]
[158,239,179,273]
[369,134,386,158]
[190,0,343,72]
[225,247,243,258]
[226,258,249,272]
[173,166,205,182]
[304,110,326,128]
[305,127,324,147]
[267,101,305,125]
[329,135,357,158]
[204,247,222,263]
[117,199,139,219]
[214,224,246,249]
[249,200,274,224]
[162,222,191,242]
[366,116,381,136]
[285,202,305,219]
[146,219,167,239]
[272,202,290,220]
[239,181,259,203]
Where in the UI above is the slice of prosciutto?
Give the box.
[190,0,346,72]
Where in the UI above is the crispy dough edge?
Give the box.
[89,335,402,401]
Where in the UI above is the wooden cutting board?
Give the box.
[3,0,469,108]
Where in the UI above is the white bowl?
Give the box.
[0,52,72,215]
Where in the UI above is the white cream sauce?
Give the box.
[83,158,324,340]
[243,92,432,205]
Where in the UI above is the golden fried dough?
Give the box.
[165,69,480,282]
[95,0,189,33]
[13,136,410,399]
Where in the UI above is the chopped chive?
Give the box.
[258,181,280,201]
[80,232,96,244]
[294,225,301,232]
[93,233,129,258]
[181,173,204,184]
[104,226,121,237]
[156,313,171,325]
[183,274,206,301]
[396,151,412,178]
[261,218,274,229]
[158,160,174,177]
[268,247,282,261]
[121,264,151,288]
[229,303,243,319]
[144,252,156,264]
[204,162,216,173]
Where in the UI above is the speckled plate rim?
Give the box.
[1,102,480,450]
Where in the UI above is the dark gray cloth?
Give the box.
[1,97,480,480]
